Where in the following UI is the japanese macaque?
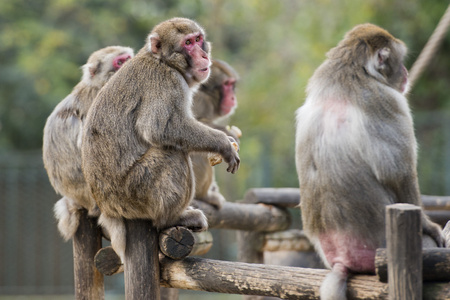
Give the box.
[81,18,240,262]
[295,24,443,300]
[43,46,134,240]
[191,59,241,208]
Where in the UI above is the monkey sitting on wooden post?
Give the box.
[295,24,444,300]
[81,18,240,263]
[191,59,242,209]
[43,46,134,240]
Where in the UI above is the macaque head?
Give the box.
[82,46,134,87]
[148,17,212,85]
[213,60,239,117]
[329,23,409,94]
[195,60,239,120]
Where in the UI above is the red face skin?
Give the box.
[220,79,237,116]
[400,65,408,94]
[182,33,211,82]
[113,53,132,71]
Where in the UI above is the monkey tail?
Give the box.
[320,262,348,300]
[54,197,80,241]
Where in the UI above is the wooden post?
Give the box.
[124,219,160,300]
[160,287,179,300]
[73,209,104,300]
[386,204,422,300]
[237,231,265,300]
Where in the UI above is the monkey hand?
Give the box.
[208,137,240,173]
[224,137,240,174]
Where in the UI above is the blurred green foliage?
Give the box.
[0,0,449,198]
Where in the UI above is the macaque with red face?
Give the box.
[191,59,241,208]
[81,18,240,262]
[295,24,443,300]
[43,46,134,241]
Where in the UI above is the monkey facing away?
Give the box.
[43,46,134,240]
[191,59,241,208]
[81,18,240,262]
[295,24,443,300]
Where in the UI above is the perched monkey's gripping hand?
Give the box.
[208,137,240,173]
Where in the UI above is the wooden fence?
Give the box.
[73,188,450,299]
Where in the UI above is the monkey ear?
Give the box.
[148,33,162,55]
[376,47,390,69]
[81,63,96,82]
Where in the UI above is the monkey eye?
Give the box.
[185,40,191,45]
[195,36,201,42]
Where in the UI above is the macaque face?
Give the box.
[373,42,409,94]
[220,78,237,116]
[112,53,133,71]
[182,33,211,82]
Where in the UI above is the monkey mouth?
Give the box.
[199,68,209,72]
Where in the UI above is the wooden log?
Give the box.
[421,195,450,210]
[94,246,124,276]
[124,219,160,300]
[375,248,450,282]
[192,199,291,232]
[262,229,314,252]
[243,188,450,212]
[191,230,213,256]
[244,187,300,207]
[386,204,422,300]
[95,230,213,276]
[73,209,104,300]
[237,231,264,264]
[159,257,449,299]
[160,287,179,300]
[159,227,194,260]
[159,227,213,260]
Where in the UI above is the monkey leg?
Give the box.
[421,212,444,247]
[168,206,208,232]
[203,182,226,209]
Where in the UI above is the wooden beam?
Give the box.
[192,200,291,232]
[158,256,449,299]
[240,188,450,226]
[159,227,212,260]
[262,229,314,252]
[421,195,450,210]
[72,209,104,300]
[95,230,212,276]
[124,219,160,300]
[244,188,300,207]
[386,204,422,300]
[375,248,450,282]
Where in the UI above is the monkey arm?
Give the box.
[197,118,240,144]
[135,88,233,156]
